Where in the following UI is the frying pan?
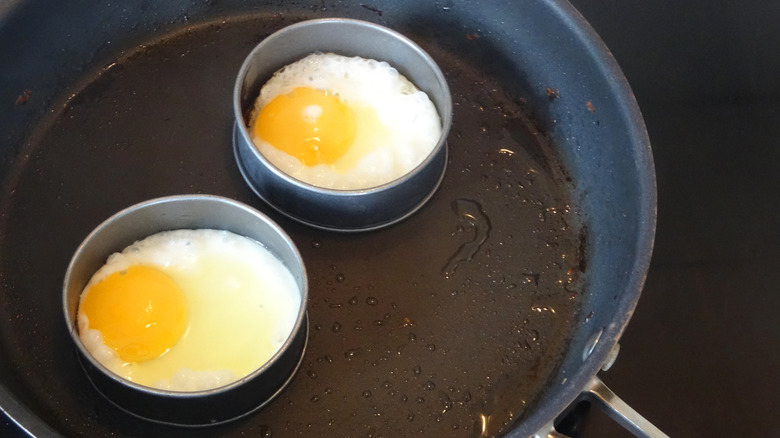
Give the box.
[0,0,660,436]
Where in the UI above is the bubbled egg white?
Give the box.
[249,52,442,190]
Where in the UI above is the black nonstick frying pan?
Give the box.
[0,0,660,436]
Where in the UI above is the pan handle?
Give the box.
[533,376,668,438]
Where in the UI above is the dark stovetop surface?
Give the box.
[3,1,779,437]
[568,0,780,436]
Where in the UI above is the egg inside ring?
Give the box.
[249,52,442,190]
[77,229,301,392]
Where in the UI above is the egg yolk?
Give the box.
[80,265,187,363]
[253,87,356,166]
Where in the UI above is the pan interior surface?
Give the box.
[0,1,654,436]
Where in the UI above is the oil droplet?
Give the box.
[531,305,556,314]
[407,413,415,421]
[413,365,422,375]
[307,369,318,379]
[382,381,393,389]
[345,348,361,359]
[331,321,342,332]
[311,395,320,402]
[423,381,436,391]
[362,390,372,398]
[441,393,454,413]
[427,344,437,352]
[416,396,425,404]
[366,297,378,306]
[442,199,492,278]
[348,296,359,305]
[522,272,540,285]
[258,425,273,438]
[325,387,334,394]
[311,240,321,248]
[335,273,345,282]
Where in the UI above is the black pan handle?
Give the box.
[533,376,668,438]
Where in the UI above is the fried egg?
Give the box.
[249,52,442,190]
[77,229,301,392]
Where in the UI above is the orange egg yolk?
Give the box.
[253,87,356,166]
[80,265,187,363]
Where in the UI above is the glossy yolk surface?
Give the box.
[253,87,356,166]
[80,265,187,363]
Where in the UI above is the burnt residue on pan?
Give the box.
[0,13,584,437]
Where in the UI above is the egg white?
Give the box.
[78,229,301,392]
[250,52,442,190]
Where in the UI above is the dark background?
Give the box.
[3,0,779,436]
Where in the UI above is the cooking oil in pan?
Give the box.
[442,199,492,278]
[255,47,584,436]
[0,15,583,437]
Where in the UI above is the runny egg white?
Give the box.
[77,229,301,392]
[249,52,442,190]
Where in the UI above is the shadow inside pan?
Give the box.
[0,5,586,438]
